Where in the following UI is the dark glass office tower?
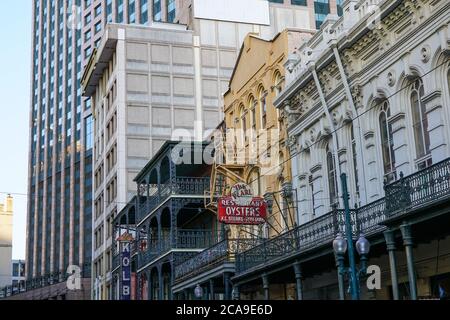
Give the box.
[27,0,169,300]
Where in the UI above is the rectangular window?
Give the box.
[153,0,161,21]
[106,0,113,22]
[95,4,102,17]
[95,21,102,34]
[336,0,343,16]
[117,0,124,23]
[128,0,136,23]
[167,0,176,23]
[85,115,93,150]
[291,0,307,5]
[141,0,148,24]
[85,13,91,25]
[314,0,330,29]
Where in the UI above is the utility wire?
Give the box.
[3,62,448,208]
[246,60,449,186]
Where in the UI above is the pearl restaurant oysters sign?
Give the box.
[218,183,267,225]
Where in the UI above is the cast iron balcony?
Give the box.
[384,158,450,217]
[236,157,450,275]
[174,238,262,282]
[137,177,210,222]
[137,229,220,268]
[236,209,356,273]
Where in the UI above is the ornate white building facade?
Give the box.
[276,0,450,225]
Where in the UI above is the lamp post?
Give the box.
[333,173,371,300]
[194,284,204,300]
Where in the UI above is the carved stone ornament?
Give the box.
[387,70,396,87]
[420,45,431,63]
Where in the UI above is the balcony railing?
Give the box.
[385,158,450,217]
[137,229,221,268]
[236,157,450,275]
[236,210,351,273]
[137,177,210,221]
[174,238,263,282]
[0,263,91,299]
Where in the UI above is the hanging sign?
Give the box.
[218,183,267,225]
[118,233,134,301]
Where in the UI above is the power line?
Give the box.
[4,61,448,210]
[246,59,449,186]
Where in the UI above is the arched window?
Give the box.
[248,169,261,196]
[379,100,396,183]
[410,78,431,166]
[258,88,267,129]
[239,104,247,142]
[249,96,257,131]
[273,71,283,97]
[273,71,283,130]
[326,144,338,206]
[350,125,360,199]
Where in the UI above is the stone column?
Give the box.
[233,284,240,300]
[158,267,164,300]
[262,273,270,300]
[293,261,303,300]
[400,224,418,300]
[224,273,231,300]
[383,229,399,300]
[209,279,215,300]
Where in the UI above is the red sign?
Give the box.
[218,196,267,225]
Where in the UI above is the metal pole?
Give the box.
[293,261,303,300]
[262,273,270,300]
[341,173,360,300]
[384,230,399,300]
[224,273,231,300]
[335,253,346,300]
[209,279,215,300]
[400,223,418,300]
[233,284,240,300]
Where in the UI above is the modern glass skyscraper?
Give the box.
[27,0,174,300]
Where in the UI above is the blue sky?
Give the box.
[0,1,32,259]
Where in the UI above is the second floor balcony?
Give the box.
[137,177,210,222]
[235,157,450,275]
[134,141,212,223]
[137,229,224,268]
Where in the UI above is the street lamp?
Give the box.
[333,173,371,300]
[333,232,371,300]
[194,284,204,300]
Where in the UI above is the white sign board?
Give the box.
[193,0,270,25]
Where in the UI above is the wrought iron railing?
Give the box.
[236,210,347,273]
[174,238,263,281]
[235,158,450,275]
[137,229,221,268]
[357,198,386,236]
[0,263,91,299]
[385,158,450,217]
[137,177,210,221]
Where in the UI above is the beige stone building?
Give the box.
[219,29,314,239]
[0,196,13,288]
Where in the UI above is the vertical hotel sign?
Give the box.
[118,233,134,300]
